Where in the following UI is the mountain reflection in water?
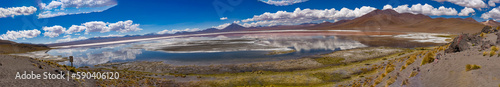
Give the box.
[47,35,367,67]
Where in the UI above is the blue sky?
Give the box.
[0,0,499,44]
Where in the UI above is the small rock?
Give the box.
[0,63,2,66]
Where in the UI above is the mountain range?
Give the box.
[46,9,494,46]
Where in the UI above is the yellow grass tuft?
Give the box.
[381,72,387,78]
[480,32,486,37]
[386,76,397,87]
[385,65,395,74]
[484,51,488,56]
[406,55,417,65]
[466,64,481,71]
[402,79,409,86]
[491,50,496,57]
[374,76,383,85]
[400,65,407,71]
[421,52,435,66]
[409,71,418,78]
[497,27,500,30]
[492,46,498,52]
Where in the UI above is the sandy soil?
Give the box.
[400,33,500,87]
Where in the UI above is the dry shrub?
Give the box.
[385,65,395,74]
[466,64,481,71]
[421,52,435,66]
[386,76,397,87]
[409,71,418,78]
[400,65,407,71]
[484,51,488,56]
[406,55,417,65]
[491,50,496,57]
[480,32,486,37]
[374,76,383,85]
[402,79,409,86]
[492,46,498,52]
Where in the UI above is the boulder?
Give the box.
[481,26,493,33]
[497,32,500,44]
[445,34,471,53]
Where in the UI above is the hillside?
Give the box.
[482,20,500,26]
[0,40,49,54]
[309,9,485,33]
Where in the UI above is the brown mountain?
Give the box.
[481,20,500,26]
[463,17,477,22]
[309,9,484,33]
[220,23,247,31]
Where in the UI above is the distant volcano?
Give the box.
[481,20,500,26]
[309,9,485,33]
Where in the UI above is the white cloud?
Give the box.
[0,6,37,18]
[383,5,393,10]
[66,25,86,34]
[433,0,487,8]
[63,35,71,38]
[489,0,500,6]
[41,0,117,10]
[157,28,201,34]
[234,4,467,27]
[220,17,228,20]
[0,29,41,40]
[43,25,66,38]
[212,23,232,29]
[458,7,475,16]
[481,7,500,20]
[84,21,109,33]
[386,4,458,16]
[259,0,308,6]
[38,0,117,18]
[40,20,142,38]
[56,36,88,43]
[239,6,377,27]
[108,20,142,33]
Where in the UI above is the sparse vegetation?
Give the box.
[385,64,395,74]
[374,76,383,85]
[314,57,345,65]
[421,52,435,66]
[480,32,486,37]
[406,55,417,66]
[465,64,481,71]
[491,50,496,57]
[484,51,488,56]
[402,79,409,86]
[267,50,296,55]
[400,65,406,71]
[492,46,499,51]
[409,71,418,78]
[311,72,350,82]
[386,76,397,86]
